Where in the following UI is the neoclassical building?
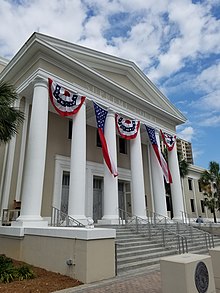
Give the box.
[0,32,188,227]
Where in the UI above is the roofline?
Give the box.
[1,32,186,126]
[36,33,186,122]
[0,56,9,66]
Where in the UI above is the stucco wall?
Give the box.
[0,227,116,284]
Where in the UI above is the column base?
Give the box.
[12,215,48,228]
[98,216,120,225]
[172,217,183,223]
[68,215,88,226]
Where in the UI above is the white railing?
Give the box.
[2,209,20,226]
[51,206,85,227]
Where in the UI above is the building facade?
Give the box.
[176,138,194,164]
[0,33,201,227]
[181,164,220,222]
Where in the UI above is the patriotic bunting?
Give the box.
[146,126,172,184]
[160,130,176,151]
[93,102,118,177]
[47,76,175,184]
[115,114,140,140]
[48,78,86,116]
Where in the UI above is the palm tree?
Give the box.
[200,161,220,223]
[0,81,24,143]
[178,155,189,178]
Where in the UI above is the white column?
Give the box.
[168,143,184,220]
[0,98,19,216]
[130,130,147,218]
[15,78,48,227]
[100,110,119,224]
[0,137,16,212]
[15,100,30,201]
[68,102,87,222]
[150,131,167,217]
[0,143,8,219]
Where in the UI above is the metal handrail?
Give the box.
[51,206,85,227]
[118,208,188,254]
[146,209,215,250]
[174,219,215,250]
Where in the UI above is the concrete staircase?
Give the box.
[113,223,220,275]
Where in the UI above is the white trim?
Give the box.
[0,226,116,240]
[52,155,132,213]
[0,144,8,214]
[53,155,70,209]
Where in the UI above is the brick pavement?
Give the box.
[54,266,162,293]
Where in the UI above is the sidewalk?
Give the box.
[54,265,162,293]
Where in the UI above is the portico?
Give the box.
[0,32,186,228]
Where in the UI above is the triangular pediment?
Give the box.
[36,33,185,122]
[1,32,186,126]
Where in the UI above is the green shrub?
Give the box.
[0,254,35,283]
[17,265,35,280]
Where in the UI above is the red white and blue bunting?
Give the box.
[115,114,140,140]
[48,78,86,117]
[160,130,176,151]
[47,76,176,181]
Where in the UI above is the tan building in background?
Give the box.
[176,138,194,164]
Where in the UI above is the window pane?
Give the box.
[68,120,72,139]
[188,179,192,190]
[96,130,102,147]
[190,198,195,212]
[201,200,205,213]
[119,137,127,154]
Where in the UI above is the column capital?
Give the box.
[107,109,115,117]
[33,77,48,88]
[155,128,160,136]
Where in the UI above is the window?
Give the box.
[119,137,127,154]
[62,171,70,186]
[190,199,195,212]
[201,200,205,213]
[68,120,72,139]
[93,177,102,189]
[188,179,193,191]
[96,130,102,147]
[198,180,202,192]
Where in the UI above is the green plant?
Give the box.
[200,161,220,223]
[0,255,35,283]
[17,265,35,280]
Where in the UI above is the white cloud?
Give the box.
[192,148,204,160]
[192,63,220,112]
[0,0,219,87]
[0,0,86,58]
[195,62,220,93]
[199,115,220,127]
[148,0,220,81]
[177,126,195,142]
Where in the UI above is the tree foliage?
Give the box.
[178,152,189,178]
[200,161,220,223]
[0,81,24,143]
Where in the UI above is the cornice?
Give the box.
[1,33,186,132]
[188,164,206,173]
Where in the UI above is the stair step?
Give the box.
[103,223,220,275]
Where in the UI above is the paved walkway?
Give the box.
[54,265,162,293]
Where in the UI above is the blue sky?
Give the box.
[0,0,220,169]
